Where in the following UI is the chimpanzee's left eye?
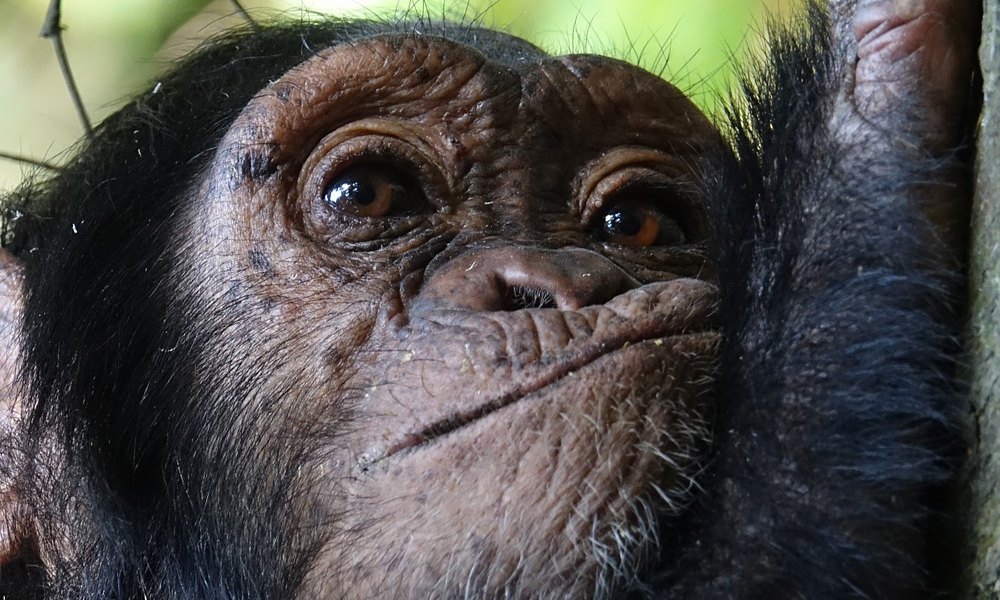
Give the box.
[322,163,426,218]
[595,197,687,247]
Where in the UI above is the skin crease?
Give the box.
[831,0,979,248]
[0,0,978,597]
[849,0,977,149]
[184,36,722,597]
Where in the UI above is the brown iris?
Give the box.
[598,197,686,247]
[322,164,424,218]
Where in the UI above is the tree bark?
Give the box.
[966,0,1000,597]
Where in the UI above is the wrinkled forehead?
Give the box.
[223,33,718,166]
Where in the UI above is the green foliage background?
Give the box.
[0,0,797,190]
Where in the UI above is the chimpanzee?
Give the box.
[0,0,979,598]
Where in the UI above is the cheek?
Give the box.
[184,254,392,442]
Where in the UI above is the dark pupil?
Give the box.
[329,179,377,207]
[604,210,642,237]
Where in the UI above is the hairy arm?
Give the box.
[654,1,977,597]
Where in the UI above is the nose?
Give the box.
[416,245,641,312]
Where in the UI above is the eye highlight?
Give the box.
[322,164,425,218]
[596,197,687,247]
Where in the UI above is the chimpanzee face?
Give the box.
[174,34,720,596]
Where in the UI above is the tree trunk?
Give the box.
[966,1,1000,597]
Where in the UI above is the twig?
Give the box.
[40,0,93,139]
[0,151,60,172]
[230,0,260,30]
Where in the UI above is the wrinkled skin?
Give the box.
[190,38,721,596]
[0,0,980,598]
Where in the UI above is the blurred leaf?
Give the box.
[0,0,800,189]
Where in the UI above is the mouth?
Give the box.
[375,331,714,464]
[356,280,714,472]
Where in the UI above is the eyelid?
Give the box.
[298,119,453,217]
[575,147,689,224]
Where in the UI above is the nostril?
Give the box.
[414,245,642,313]
[501,285,558,311]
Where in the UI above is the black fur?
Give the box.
[1,5,965,599]
[653,6,964,598]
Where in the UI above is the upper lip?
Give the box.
[382,330,713,461]
[364,278,718,467]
